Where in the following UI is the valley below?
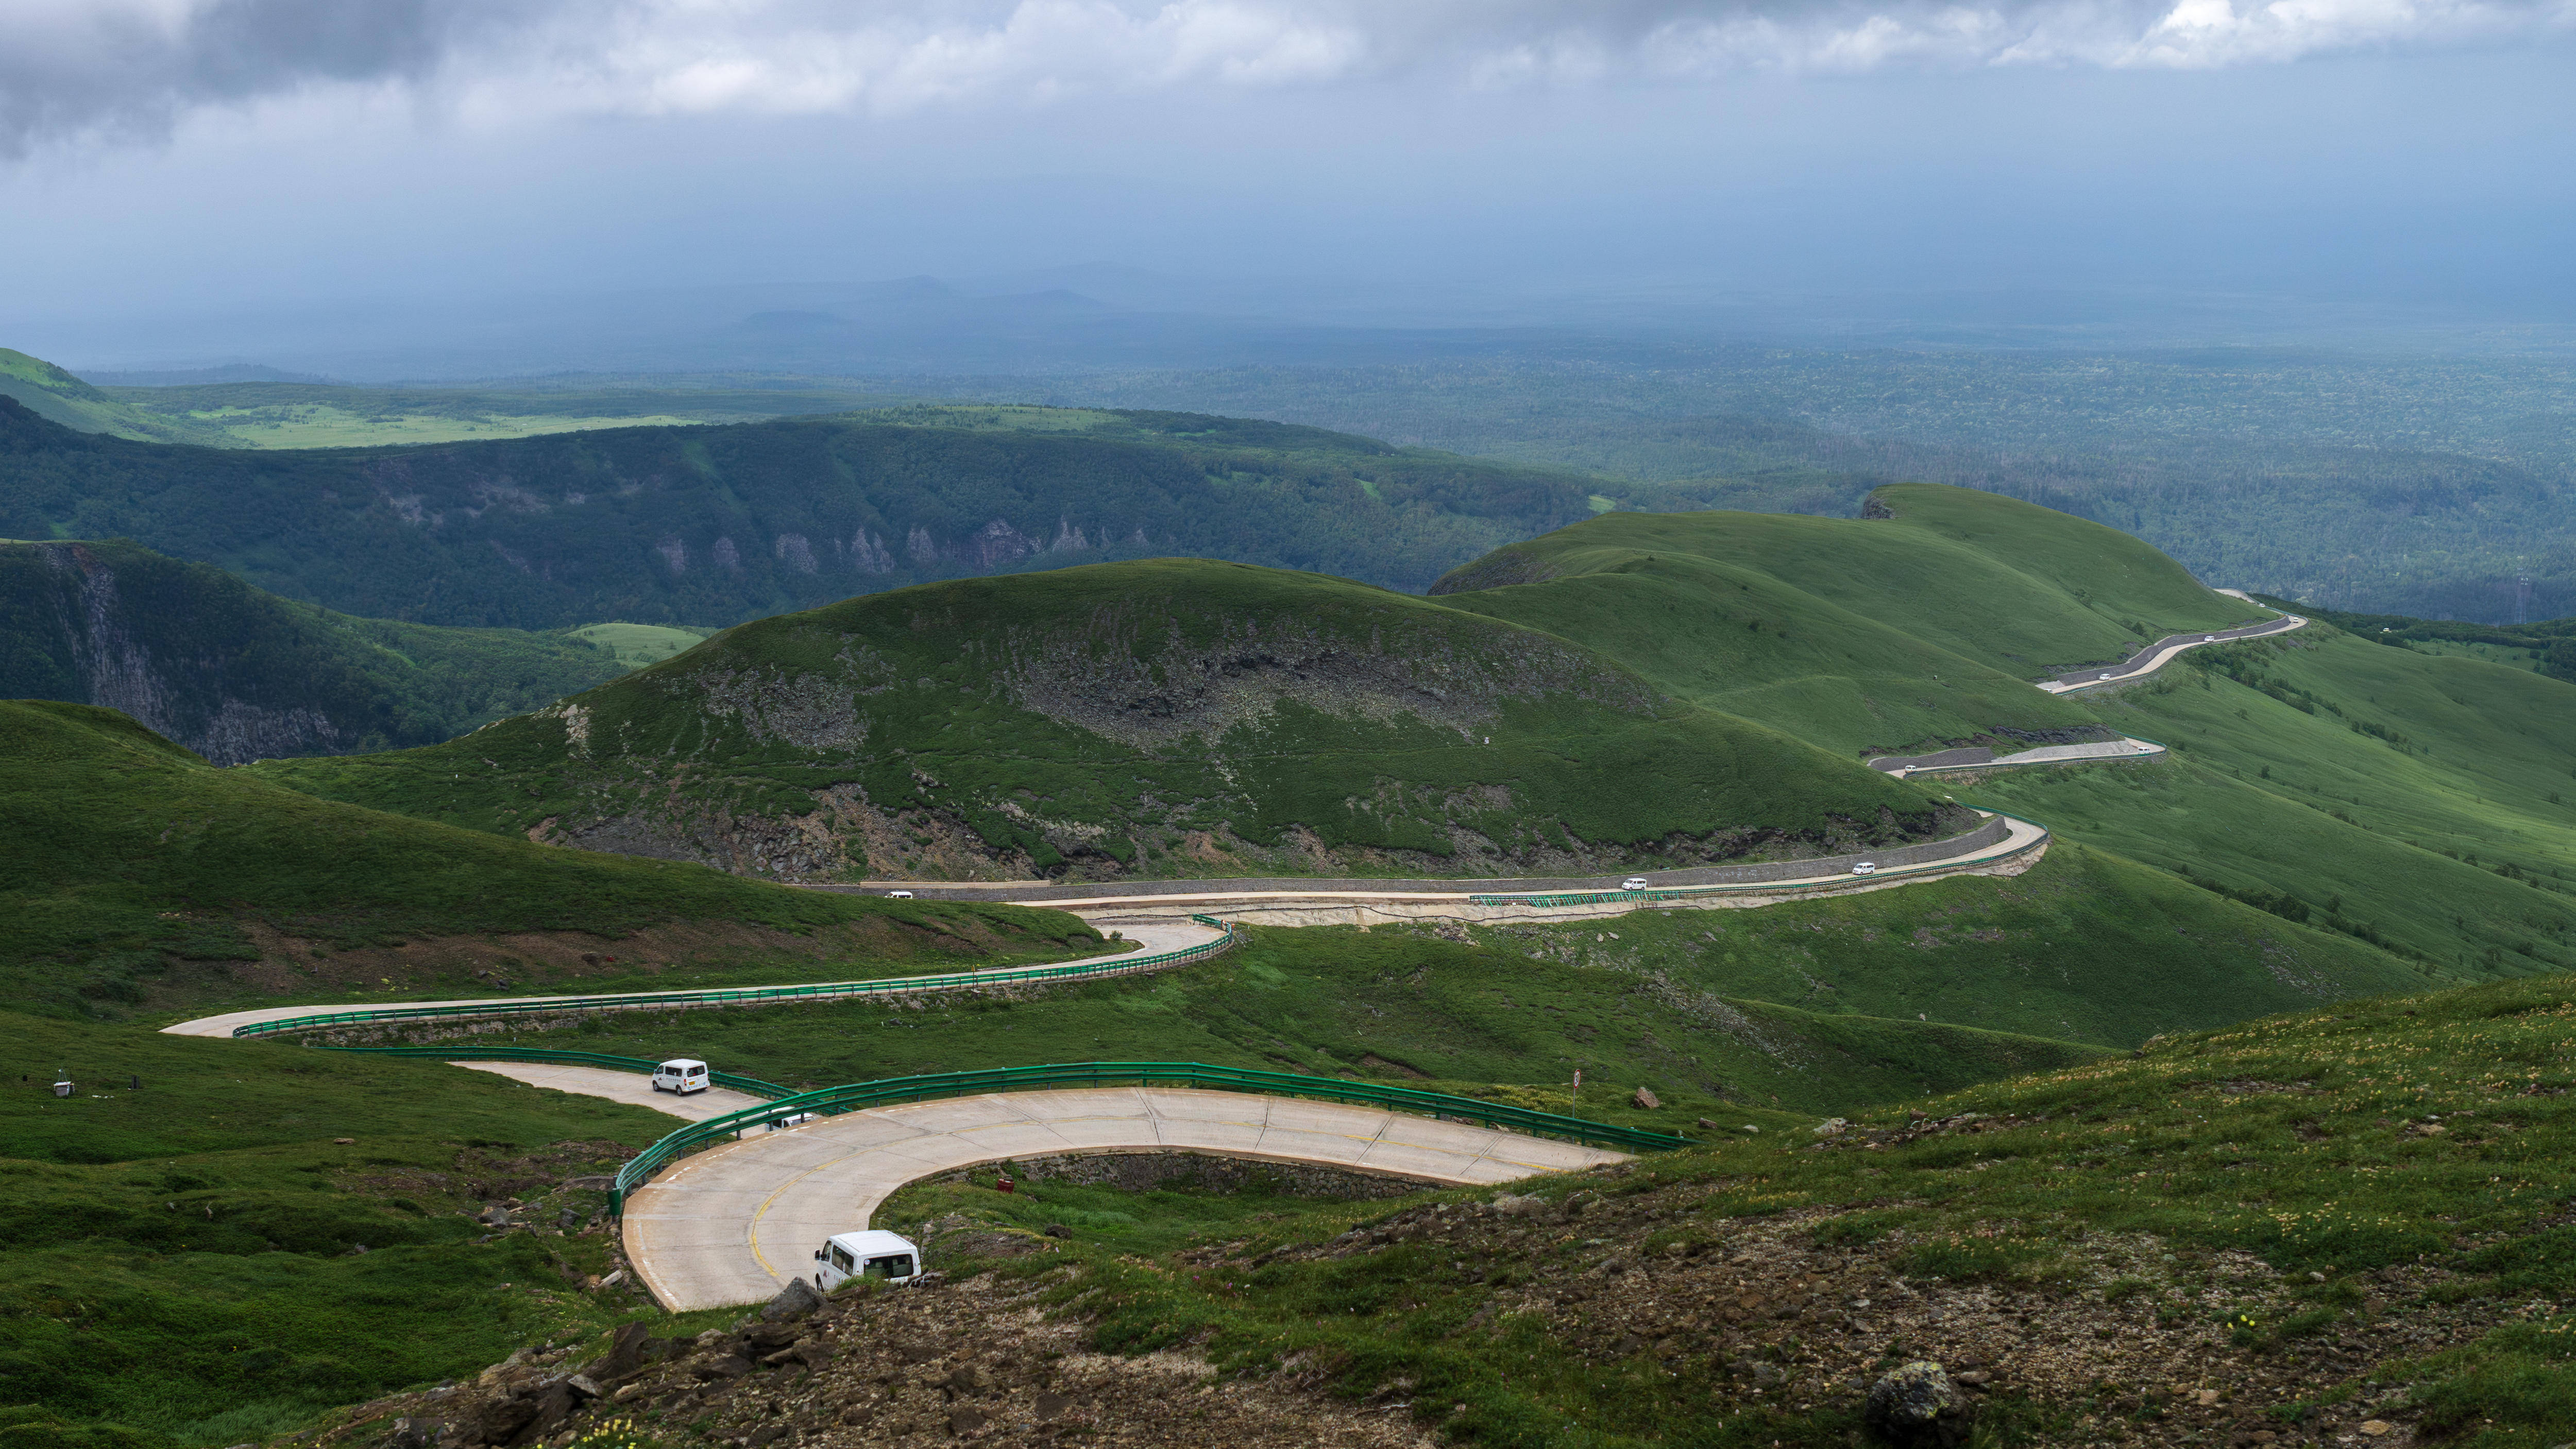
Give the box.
[6,380,2575,1449]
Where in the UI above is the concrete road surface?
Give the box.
[449,1061,768,1121]
[621,1087,1629,1310]
[2037,609,2306,694]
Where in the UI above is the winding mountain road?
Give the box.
[2036,604,2306,694]
[622,1086,1626,1310]
[169,588,2293,1309]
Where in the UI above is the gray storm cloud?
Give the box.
[1,0,2567,156]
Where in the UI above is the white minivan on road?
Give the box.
[814,1230,924,1290]
[651,1059,710,1094]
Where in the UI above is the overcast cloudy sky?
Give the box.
[3,0,2570,369]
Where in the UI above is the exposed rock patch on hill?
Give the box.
[253,560,1945,883]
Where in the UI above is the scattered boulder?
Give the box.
[1043,1222,1073,1239]
[1490,1193,1548,1217]
[691,1355,752,1382]
[586,1322,653,1382]
[759,1275,824,1323]
[1813,1118,1849,1137]
[1631,1087,1661,1110]
[1864,1361,1973,1447]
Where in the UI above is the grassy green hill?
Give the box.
[0,1010,688,1449]
[1430,483,2259,757]
[0,700,1101,1020]
[1425,485,2576,977]
[0,538,631,763]
[247,559,1950,882]
[0,385,1606,628]
[862,968,2576,1448]
[1968,620,2576,974]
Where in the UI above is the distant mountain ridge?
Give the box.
[0,394,1598,628]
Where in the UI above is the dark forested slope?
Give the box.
[0,397,1598,628]
[0,539,628,763]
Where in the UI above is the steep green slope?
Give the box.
[0,1010,683,1449]
[0,538,629,763]
[1435,483,2258,680]
[0,393,1601,627]
[0,349,230,446]
[1428,487,2571,977]
[905,969,2576,1448]
[1426,484,2262,755]
[248,560,1950,882]
[0,701,1100,1018]
[1969,623,2576,974]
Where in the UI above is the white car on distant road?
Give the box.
[1620,876,1650,891]
[652,1059,710,1094]
[1850,862,1878,876]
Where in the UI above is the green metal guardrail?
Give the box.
[607,1061,1695,1212]
[228,916,1238,1039]
[1468,813,2048,909]
[313,1045,795,1099]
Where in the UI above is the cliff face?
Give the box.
[3,542,345,764]
[0,540,625,765]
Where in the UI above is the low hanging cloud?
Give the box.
[3,0,2567,155]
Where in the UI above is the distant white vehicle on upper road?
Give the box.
[1851,862,1879,875]
[1620,876,1650,891]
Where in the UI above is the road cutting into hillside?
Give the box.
[165,812,2049,1042]
[618,1085,1630,1310]
[158,917,1229,1038]
[2037,602,2307,694]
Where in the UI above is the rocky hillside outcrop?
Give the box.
[0,539,621,763]
[253,559,1950,882]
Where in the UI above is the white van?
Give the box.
[1851,862,1879,876]
[812,1230,923,1290]
[886,890,914,900]
[1620,876,1649,891]
[651,1059,710,1095]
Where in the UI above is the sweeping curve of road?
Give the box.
[159,916,1232,1039]
[620,1085,1628,1310]
[2036,598,2307,694]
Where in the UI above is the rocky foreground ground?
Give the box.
[270,1143,2504,1449]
